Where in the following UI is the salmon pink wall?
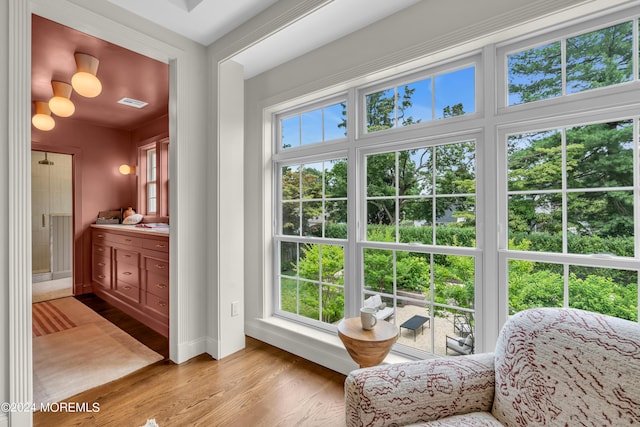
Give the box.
[32,118,135,293]
[132,114,168,143]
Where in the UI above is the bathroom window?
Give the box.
[147,148,157,214]
[139,137,169,217]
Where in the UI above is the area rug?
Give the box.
[32,277,73,303]
[33,297,163,406]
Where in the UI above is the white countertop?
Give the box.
[91,223,169,237]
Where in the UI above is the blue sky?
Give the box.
[282,66,476,148]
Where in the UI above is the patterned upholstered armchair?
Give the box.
[345,307,640,426]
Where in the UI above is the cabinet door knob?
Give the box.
[155,244,166,248]
[155,264,166,269]
[97,275,105,279]
[158,301,167,307]
[122,271,132,276]
[123,285,131,290]
[97,262,105,267]
[156,283,167,289]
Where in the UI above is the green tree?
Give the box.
[296,244,345,323]
[442,103,465,118]
[281,165,324,236]
[507,22,634,238]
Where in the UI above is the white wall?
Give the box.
[241,0,627,374]
[205,0,346,359]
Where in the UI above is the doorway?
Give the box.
[31,150,73,302]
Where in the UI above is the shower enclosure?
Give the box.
[32,151,73,286]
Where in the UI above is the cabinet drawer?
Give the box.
[92,243,110,258]
[146,292,169,318]
[116,248,139,266]
[92,257,111,289]
[92,230,110,244]
[143,238,169,253]
[110,233,142,248]
[115,262,139,285]
[146,258,169,275]
[146,272,169,299]
[115,281,140,304]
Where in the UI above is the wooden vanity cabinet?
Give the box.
[91,226,169,337]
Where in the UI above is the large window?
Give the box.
[274,60,480,357]
[270,7,640,360]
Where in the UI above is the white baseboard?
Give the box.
[173,336,208,364]
[204,336,220,359]
[0,412,7,427]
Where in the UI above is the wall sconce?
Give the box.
[119,164,136,175]
[71,53,102,98]
[32,101,55,131]
[48,81,75,117]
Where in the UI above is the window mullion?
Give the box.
[635,118,640,259]
[561,128,568,255]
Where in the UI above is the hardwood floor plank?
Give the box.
[34,337,347,427]
[74,294,169,359]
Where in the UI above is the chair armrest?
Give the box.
[345,352,495,427]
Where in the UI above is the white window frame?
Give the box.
[275,95,348,155]
[272,93,351,332]
[358,54,482,139]
[266,3,640,362]
[496,110,640,327]
[271,59,484,357]
[496,8,640,112]
[357,132,484,359]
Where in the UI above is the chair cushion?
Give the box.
[375,306,393,320]
[492,308,640,426]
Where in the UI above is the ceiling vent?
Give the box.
[117,97,149,109]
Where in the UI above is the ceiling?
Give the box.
[107,0,419,79]
[32,15,169,131]
[32,0,418,131]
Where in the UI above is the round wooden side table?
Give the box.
[337,317,398,368]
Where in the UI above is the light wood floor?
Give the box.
[34,298,347,427]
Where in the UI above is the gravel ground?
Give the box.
[386,304,471,357]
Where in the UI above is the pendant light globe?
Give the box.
[48,81,75,117]
[32,101,55,131]
[71,53,102,98]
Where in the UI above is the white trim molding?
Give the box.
[8,0,33,425]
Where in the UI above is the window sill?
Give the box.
[245,316,417,375]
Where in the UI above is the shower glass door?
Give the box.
[31,151,73,283]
